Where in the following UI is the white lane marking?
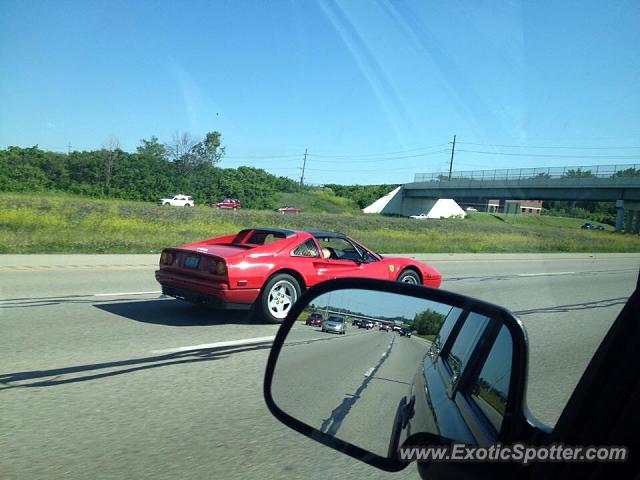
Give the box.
[94,291,161,296]
[516,272,575,277]
[365,341,394,376]
[151,335,275,354]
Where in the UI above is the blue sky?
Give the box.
[311,288,452,321]
[1,0,639,185]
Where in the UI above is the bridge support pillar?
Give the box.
[625,211,633,233]
[615,200,625,232]
[619,201,640,233]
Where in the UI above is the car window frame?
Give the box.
[442,313,492,387]
[461,323,514,439]
[430,313,512,445]
[452,319,506,444]
[348,237,381,262]
[290,238,321,258]
[317,237,362,262]
[429,306,466,361]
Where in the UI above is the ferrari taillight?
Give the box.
[210,260,227,276]
[160,251,175,265]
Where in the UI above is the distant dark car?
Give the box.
[379,323,390,332]
[399,327,412,337]
[358,320,373,329]
[275,205,302,214]
[581,222,604,230]
[305,313,323,327]
[208,198,241,209]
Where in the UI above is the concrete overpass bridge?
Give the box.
[387,164,640,232]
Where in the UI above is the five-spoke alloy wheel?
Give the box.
[260,273,301,323]
[397,270,420,285]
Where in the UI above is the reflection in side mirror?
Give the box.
[264,279,530,472]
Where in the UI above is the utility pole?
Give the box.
[67,143,72,155]
[448,135,456,180]
[300,148,308,187]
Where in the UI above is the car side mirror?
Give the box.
[264,278,536,472]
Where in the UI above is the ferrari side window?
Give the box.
[246,230,287,245]
[320,238,361,261]
[292,239,320,258]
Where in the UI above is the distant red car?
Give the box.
[155,227,442,323]
[208,198,241,209]
[305,313,324,326]
[275,205,302,214]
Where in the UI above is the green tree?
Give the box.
[136,136,166,160]
[564,168,594,178]
[192,131,225,166]
[413,309,446,336]
[614,167,640,177]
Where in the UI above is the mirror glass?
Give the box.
[270,288,514,459]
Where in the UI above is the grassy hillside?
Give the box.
[274,188,361,214]
[467,212,609,229]
[0,193,638,254]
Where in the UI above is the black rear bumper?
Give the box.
[161,285,252,310]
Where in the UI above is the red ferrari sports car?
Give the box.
[155,227,441,323]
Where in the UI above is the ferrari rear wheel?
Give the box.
[398,269,420,285]
[260,273,301,324]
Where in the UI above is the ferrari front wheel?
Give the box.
[397,269,420,285]
[260,273,301,324]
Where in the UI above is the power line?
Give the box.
[222,149,449,165]
[309,143,449,158]
[309,149,450,163]
[457,141,640,150]
[224,153,302,159]
[304,166,422,173]
[456,149,640,159]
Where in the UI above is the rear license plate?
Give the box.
[184,255,200,269]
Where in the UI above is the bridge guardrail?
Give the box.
[413,164,640,187]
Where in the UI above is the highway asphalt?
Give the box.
[273,326,429,458]
[1,253,638,480]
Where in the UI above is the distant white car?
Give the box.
[410,213,429,219]
[157,194,194,207]
[466,207,478,212]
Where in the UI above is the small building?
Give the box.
[487,199,501,213]
[487,199,542,215]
